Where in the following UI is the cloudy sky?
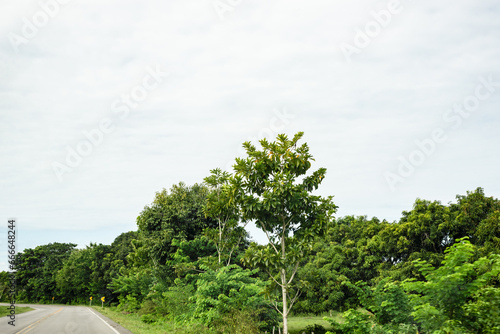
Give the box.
[1,0,499,271]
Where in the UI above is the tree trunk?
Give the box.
[281,268,288,334]
[281,225,288,334]
[218,220,222,264]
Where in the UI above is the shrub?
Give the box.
[213,309,260,334]
[403,237,500,333]
[190,264,279,333]
[117,295,141,312]
[370,323,418,334]
[370,279,413,325]
[156,283,194,319]
[140,314,156,324]
[464,286,500,333]
[304,324,328,334]
[325,309,372,334]
[138,299,157,315]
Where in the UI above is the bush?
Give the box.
[138,299,157,315]
[304,324,328,334]
[190,264,279,333]
[156,283,194,319]
[464,286,500,333]
[140,314,156,324]
[325,309,372,334]
[403,237,500,333]
[370,323,418,334]
[325,311,418,334]
[213,309,260,334]
[370,279,413,326]
[117,295,141,312]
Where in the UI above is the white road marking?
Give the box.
[87,308,120,334]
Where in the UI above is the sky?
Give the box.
[1,0,499,271]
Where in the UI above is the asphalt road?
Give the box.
[0,304,134,334]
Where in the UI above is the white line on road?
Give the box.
[88,308,120,334]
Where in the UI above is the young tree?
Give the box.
[234,132,337,333]
[203,168,247,266]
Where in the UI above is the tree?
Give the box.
[235,132,337,333]
[403,237,500,333]
[134,182,217,283]
[203,168,247,266]
[447,187,500,253]
[295,216,386,313]
[56,243,114,303]
[137,182,216,243]
[14,242,76,302]
[108,231,139,277]
[0,271,9,302]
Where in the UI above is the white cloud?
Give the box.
[1,0,499,270]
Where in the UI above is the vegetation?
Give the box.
[2,132,499,334]
[0,306,34,317]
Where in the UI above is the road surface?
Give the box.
[0,303,134,334]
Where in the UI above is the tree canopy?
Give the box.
[4,132,500,334]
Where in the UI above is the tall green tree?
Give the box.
[109,231,139,277]
[296,216,386,313]
[235,132,337,333]
[374,188,500,281]
[447,187,500,253]
[203,168,246,266]
[134,182,217,282]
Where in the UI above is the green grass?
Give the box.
[287,312,343,334]
[92,306,347,334]
[92,306,213,334]
[0,306,34,317]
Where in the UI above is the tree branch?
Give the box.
[272,299,284,315]
[287,260,300,285]
[287,288,301,315]
[261,223,280,255]
[266,268,284,288]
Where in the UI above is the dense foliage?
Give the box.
[3,133,500,334]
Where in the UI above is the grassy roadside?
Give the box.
[91,305,343,334]
[91,306,212,334]
[0,306,34,317]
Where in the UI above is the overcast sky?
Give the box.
[1,0,499,271]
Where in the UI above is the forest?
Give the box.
[2,132,499,334]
